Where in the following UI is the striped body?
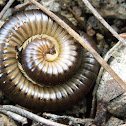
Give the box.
[0,10,99,111]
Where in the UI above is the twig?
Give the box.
[81,0,126,116]
[43,112,94,125]
[82,0,126,45]
[96,41,122,84]
[0,0,15,19]
[90,41,122,117]
[29,0,126,91]
[14,1,30,11]
[119,33,126,39]
[1,105,67,126]
[0,109,28,125]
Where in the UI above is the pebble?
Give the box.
[107,92,126,118]
[0,0,6,6]
[106,117,125,126]
[0,114,18,126]
[97,43,126,118]
[40,0,60,12]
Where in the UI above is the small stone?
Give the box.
[106,117,125,126]
[0,0,6,6]
[107,92,126,118]
[97,42,126,118]
[0,114,18,126]
[96,33,104,41]
[40,0,60,12]
[80,17,85,21]
[97,79,124,102]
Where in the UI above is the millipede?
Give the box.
[0,9,99,111]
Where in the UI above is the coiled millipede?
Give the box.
[0,9,99,111]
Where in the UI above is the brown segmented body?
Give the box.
[0,9,99,111]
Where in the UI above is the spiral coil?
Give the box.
[0,10,99,111]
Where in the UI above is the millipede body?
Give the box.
[0,9,99,111]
